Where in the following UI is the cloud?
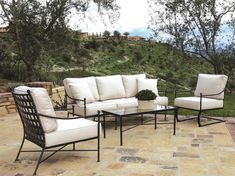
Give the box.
[69,0,150,37]
[115,0,149,32]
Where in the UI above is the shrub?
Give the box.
[135,89,156,100]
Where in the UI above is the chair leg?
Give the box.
[73,143,76,150]
[97,136,100,162]
[177,107,224,127]
[197,110,225,127]
[33,148,45,176]
[197,111,202,127]
[175,108,197,122]
[175,109,180,122]
[15,136,25,162]
[103,114,106,138]
[97,120,100,162]
[141,114,143,125]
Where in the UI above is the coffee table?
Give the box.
[102,105,178,145]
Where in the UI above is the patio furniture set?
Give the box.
[11,73,228,175]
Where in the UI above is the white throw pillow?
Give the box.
[63,77,99,102]
[194,74,228,100]
[96,75,126,100]
[69,83,95,105]
[122,74,146,97]
[14,86,58,133]
[137,78,159,97]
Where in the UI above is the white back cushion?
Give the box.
[63,77,99,103]
[96,75,126,100]
[14,86,58,133]
[194,74,228,100]
[137,78,159,96]
[122,74,146,97]
[69,83,95,105]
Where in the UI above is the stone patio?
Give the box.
[0,113,235,176]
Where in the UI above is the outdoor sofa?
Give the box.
[63,74,168,117]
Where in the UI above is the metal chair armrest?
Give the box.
[201,89,225,98]
[174,89,194,98]
[38,113,84,120]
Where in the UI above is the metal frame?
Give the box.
[65,90,87,117]
[12,90,100,176]
[102,106,177,145]
[175,90,225,127]
[65,89,170,137]
[65,90,124,137]
[160,90,168,121]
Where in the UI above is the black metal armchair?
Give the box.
[12,86,100,176]
[174,74,228,127]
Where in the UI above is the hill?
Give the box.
[50,39,212,91]
[0,34,213,90]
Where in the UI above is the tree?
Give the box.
[103,30,111,39]
[113,30,121,40]
[123,32,130,40]
[0,0,119,80]
[148,0,235,75]
[133,51,143,63]
[75,48,92,71]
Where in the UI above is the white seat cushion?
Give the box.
[45,118,99,147]
[194,74,228,100]
[14,86,58,133]
[63,77,99,102]
[174,97,223,110]
[96,75,126,100]
[155,96,168,106]
[137,78,159,96]
[122,74,146,97]
[72,101,117,116]
[69,83,95,105]
[104,97,138,108]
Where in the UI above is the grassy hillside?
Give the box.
[71,39,212,90]
[1,38,234,116]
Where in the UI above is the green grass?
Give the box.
[164,91,235,117]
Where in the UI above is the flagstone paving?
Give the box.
[0,113,235,176]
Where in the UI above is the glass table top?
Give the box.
[102,105,176,116]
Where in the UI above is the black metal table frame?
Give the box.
[102,107,178,146]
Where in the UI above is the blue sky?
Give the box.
[69,0,151,37]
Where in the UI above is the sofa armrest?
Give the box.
[65,91,86,102]
[65,92,87,116]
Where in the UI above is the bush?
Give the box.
[135,89,157,100]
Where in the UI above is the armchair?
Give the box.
[12,86,100,176]
[174,74,228,127]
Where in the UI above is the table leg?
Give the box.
[174,108,177,135]
[120,116,123,146]
[103,113,106,138]
[141,114,143,125]
[115,116,117,130]
[154,113,157,129]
